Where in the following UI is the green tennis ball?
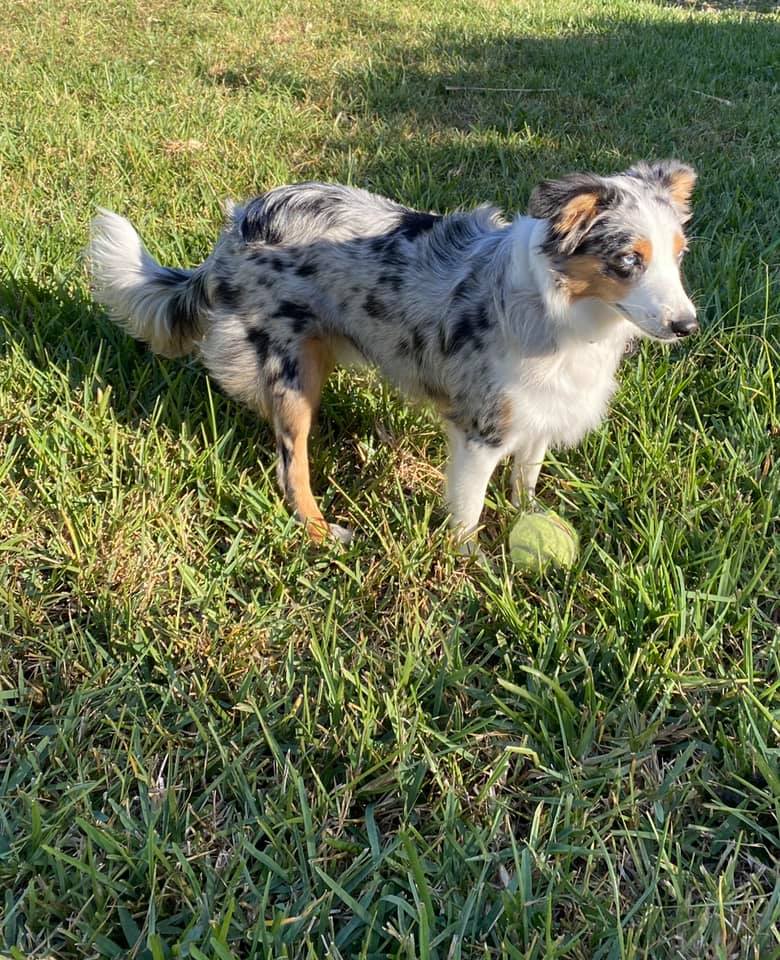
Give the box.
[509,511,579,573]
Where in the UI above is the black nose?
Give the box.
[670,313,699,338]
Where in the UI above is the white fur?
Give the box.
[86,210,200,358]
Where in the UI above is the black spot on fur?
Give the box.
[271,256,287,272]
[445,311,484,354]
[396,210,442,241]
[378,272,403,291]
[161,271,209,346]
[369,234,407,269]
[364,293,388,321]
[274,300,313,322]
[155,267,191,286]
[473,303,492,331]
[295,262,318,278]
[280,354,299,387]
[273,300,314,335]
[451,277,473,301]
[241,197,283,244]
[247,326,270,365]
[462,414,504,448]
[214,278,241,308]
[168,296,194,342]
[411,328,426,356]
[396,337,411,357]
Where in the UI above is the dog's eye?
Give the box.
[610,252,640,276]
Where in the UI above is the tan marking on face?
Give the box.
[673,232,686,258]
[634,237,653,263]
[562,254,632,303]
[558,192,600,235]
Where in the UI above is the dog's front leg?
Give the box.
[445,425,505,553]
[511,436,547,507]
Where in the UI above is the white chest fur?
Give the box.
[504,323,632,449]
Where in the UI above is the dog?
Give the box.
[87,160,698,548]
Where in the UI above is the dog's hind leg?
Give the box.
[511,435,547,507]
[272,338,349,544]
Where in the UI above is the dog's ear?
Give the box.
[529,173,618,254]
[626,160,697,222]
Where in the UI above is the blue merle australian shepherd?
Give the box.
[87,161,698,549]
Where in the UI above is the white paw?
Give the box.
[329,523,354,545]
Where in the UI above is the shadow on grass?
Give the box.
[202,14,778,237]
[0,272,440,534]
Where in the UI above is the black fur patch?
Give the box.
[162,271,208,344]
[369,235,406,269]
[445,309,487,355]
[247,326,270,365]
[295,262,318,278]
[214,277,241,307]
[411,328,426,356]
[396,210,441,240]
[271,256,287,272]
[471,303,492,332]
[241,197,283,244]
[378,272,403,291]
[396,337,411,356]
[274,300,314,324]
[280,354,299,386]
[364,293,388,321]
[155,267,191,286]
[451,277,473,301]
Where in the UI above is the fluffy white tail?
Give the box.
[86,209,207,358]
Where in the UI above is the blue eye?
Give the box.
[620,253,639,269]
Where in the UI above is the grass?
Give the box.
[1,0,779,956]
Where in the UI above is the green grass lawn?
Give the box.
[1,0,779,956]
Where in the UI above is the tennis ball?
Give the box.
[509,511,579,573]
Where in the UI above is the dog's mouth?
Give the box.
[614,303,678,342]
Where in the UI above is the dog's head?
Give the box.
[529,161,698,341]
